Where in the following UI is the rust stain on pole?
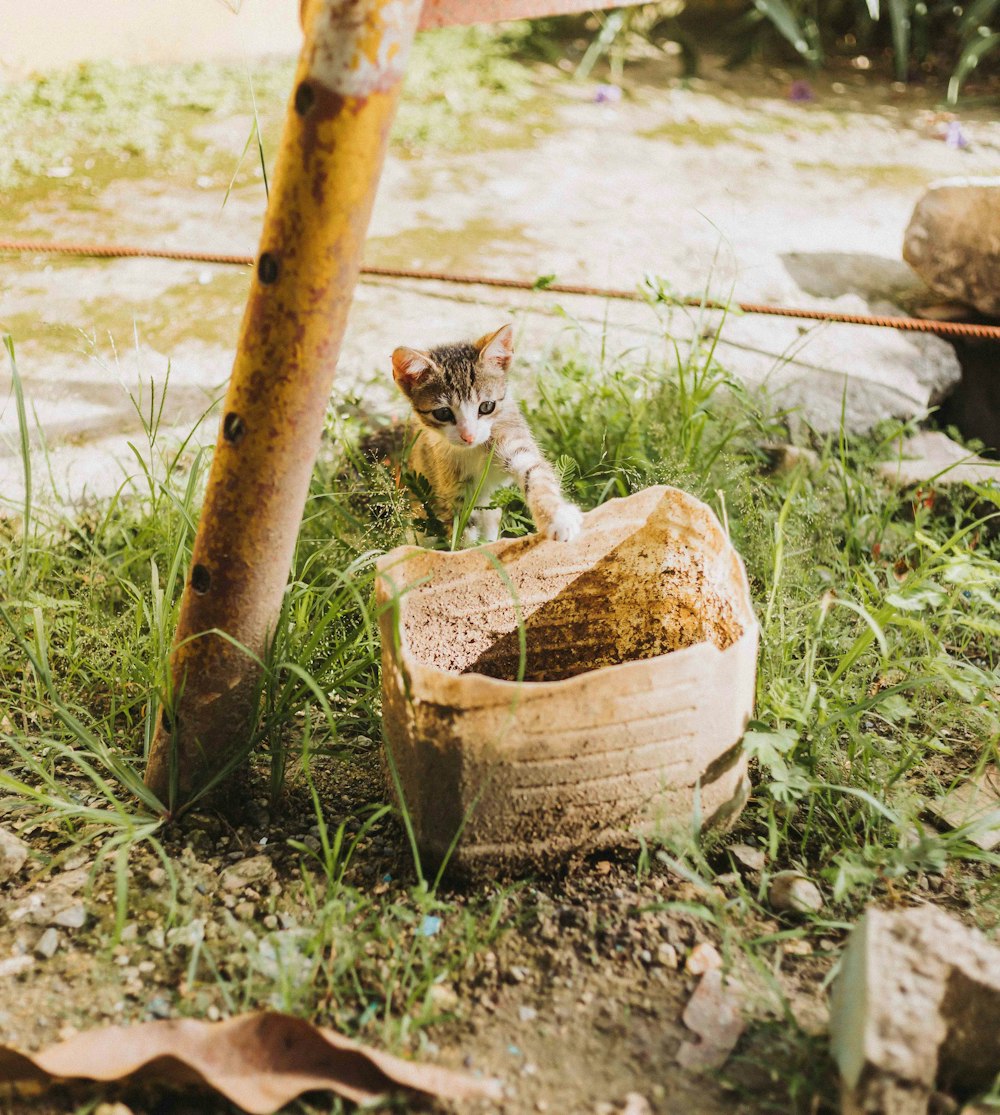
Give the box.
[144,0,423,806]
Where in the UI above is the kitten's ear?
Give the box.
[391,347,432,391]
[475,323,514,372]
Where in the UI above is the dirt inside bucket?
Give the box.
[403,536,746,684]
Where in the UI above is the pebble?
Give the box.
[219,854,276,893]
[95,1104,136,1115]
[656,942,679,969]
[0,955,35,978]
[263,914,279,930]
[34,929,60,959]
[428,982,460,1012]
[686,941,722,975]
[518,1005,538,1023]
[768,871,824,915]
[509,965,528,983]
[729,843,766,874]
[50,903,87,929]
[147,867,167,887]
[146,927,166,950]
[622,1095,653,1115]
[147,995,171,1019]
[235,901,256,921]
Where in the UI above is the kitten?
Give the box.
[390,323,583,545]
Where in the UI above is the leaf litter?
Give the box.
[0,1011,501,1113]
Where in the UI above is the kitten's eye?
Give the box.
[478,400,496,416]
[432,407,455,423]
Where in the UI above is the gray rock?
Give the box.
[904,178,1000,317]
[219,854,276,893]
[34,927,60,959]
[50,903,86,929]
[768,871,824,915]
[717,296,962,436]
[0,955,35,978]
[0,827,29,882]
[879,431,1000,488]
[830,906,1000,1114]
[729,843,766,875]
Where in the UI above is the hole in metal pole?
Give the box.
[191,564,212,594]
[294,81,315,115]
[223,412,246,444]
[258,253,279,285]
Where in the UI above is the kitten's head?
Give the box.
[391,324,513,449]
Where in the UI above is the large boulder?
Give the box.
[903,178,1000,317]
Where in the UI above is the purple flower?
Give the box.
[788,80,814,103]
[594,84,622,104]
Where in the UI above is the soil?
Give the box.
[0,746,846,1115]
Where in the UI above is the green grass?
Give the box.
[2,310,1000,1109]
[0,24,542,205]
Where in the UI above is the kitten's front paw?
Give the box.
[545,503,584,542]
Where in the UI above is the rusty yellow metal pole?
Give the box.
[144,0,423,807]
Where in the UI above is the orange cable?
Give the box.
[3,238,999,342]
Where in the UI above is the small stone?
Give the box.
[146,927,166,950]
[729,843,765,874]
[0,827,29,882]
[95,1103,136,1115]
[656,943,678,969]
[428,982,460,1012]
[34,928,60,959]
[621,1094,653,1115]
[509,965,528,983]
[137,961,155,974]
[518,1005,538,1023]
[768,871,824,915]
[219,854,276,893]
[234,901,256,921]
[147,996,171,1019]
[50,903,87,929]
[879,432,1000,490]
[263,914,279,930]
[676,969,746,1071]
[147,867,167,887]
[686,941,722,975]
[927,764,1000,851]
[0,955,35,978]
[594,860,612,876]
[166,919,205,948]
[120,923,139,943]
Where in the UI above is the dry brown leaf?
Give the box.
[0,1011,501,1113]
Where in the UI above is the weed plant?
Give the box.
[2,309,999,1091]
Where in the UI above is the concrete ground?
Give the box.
[2,38,999,511]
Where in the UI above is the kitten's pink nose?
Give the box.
[460,430,475,444]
